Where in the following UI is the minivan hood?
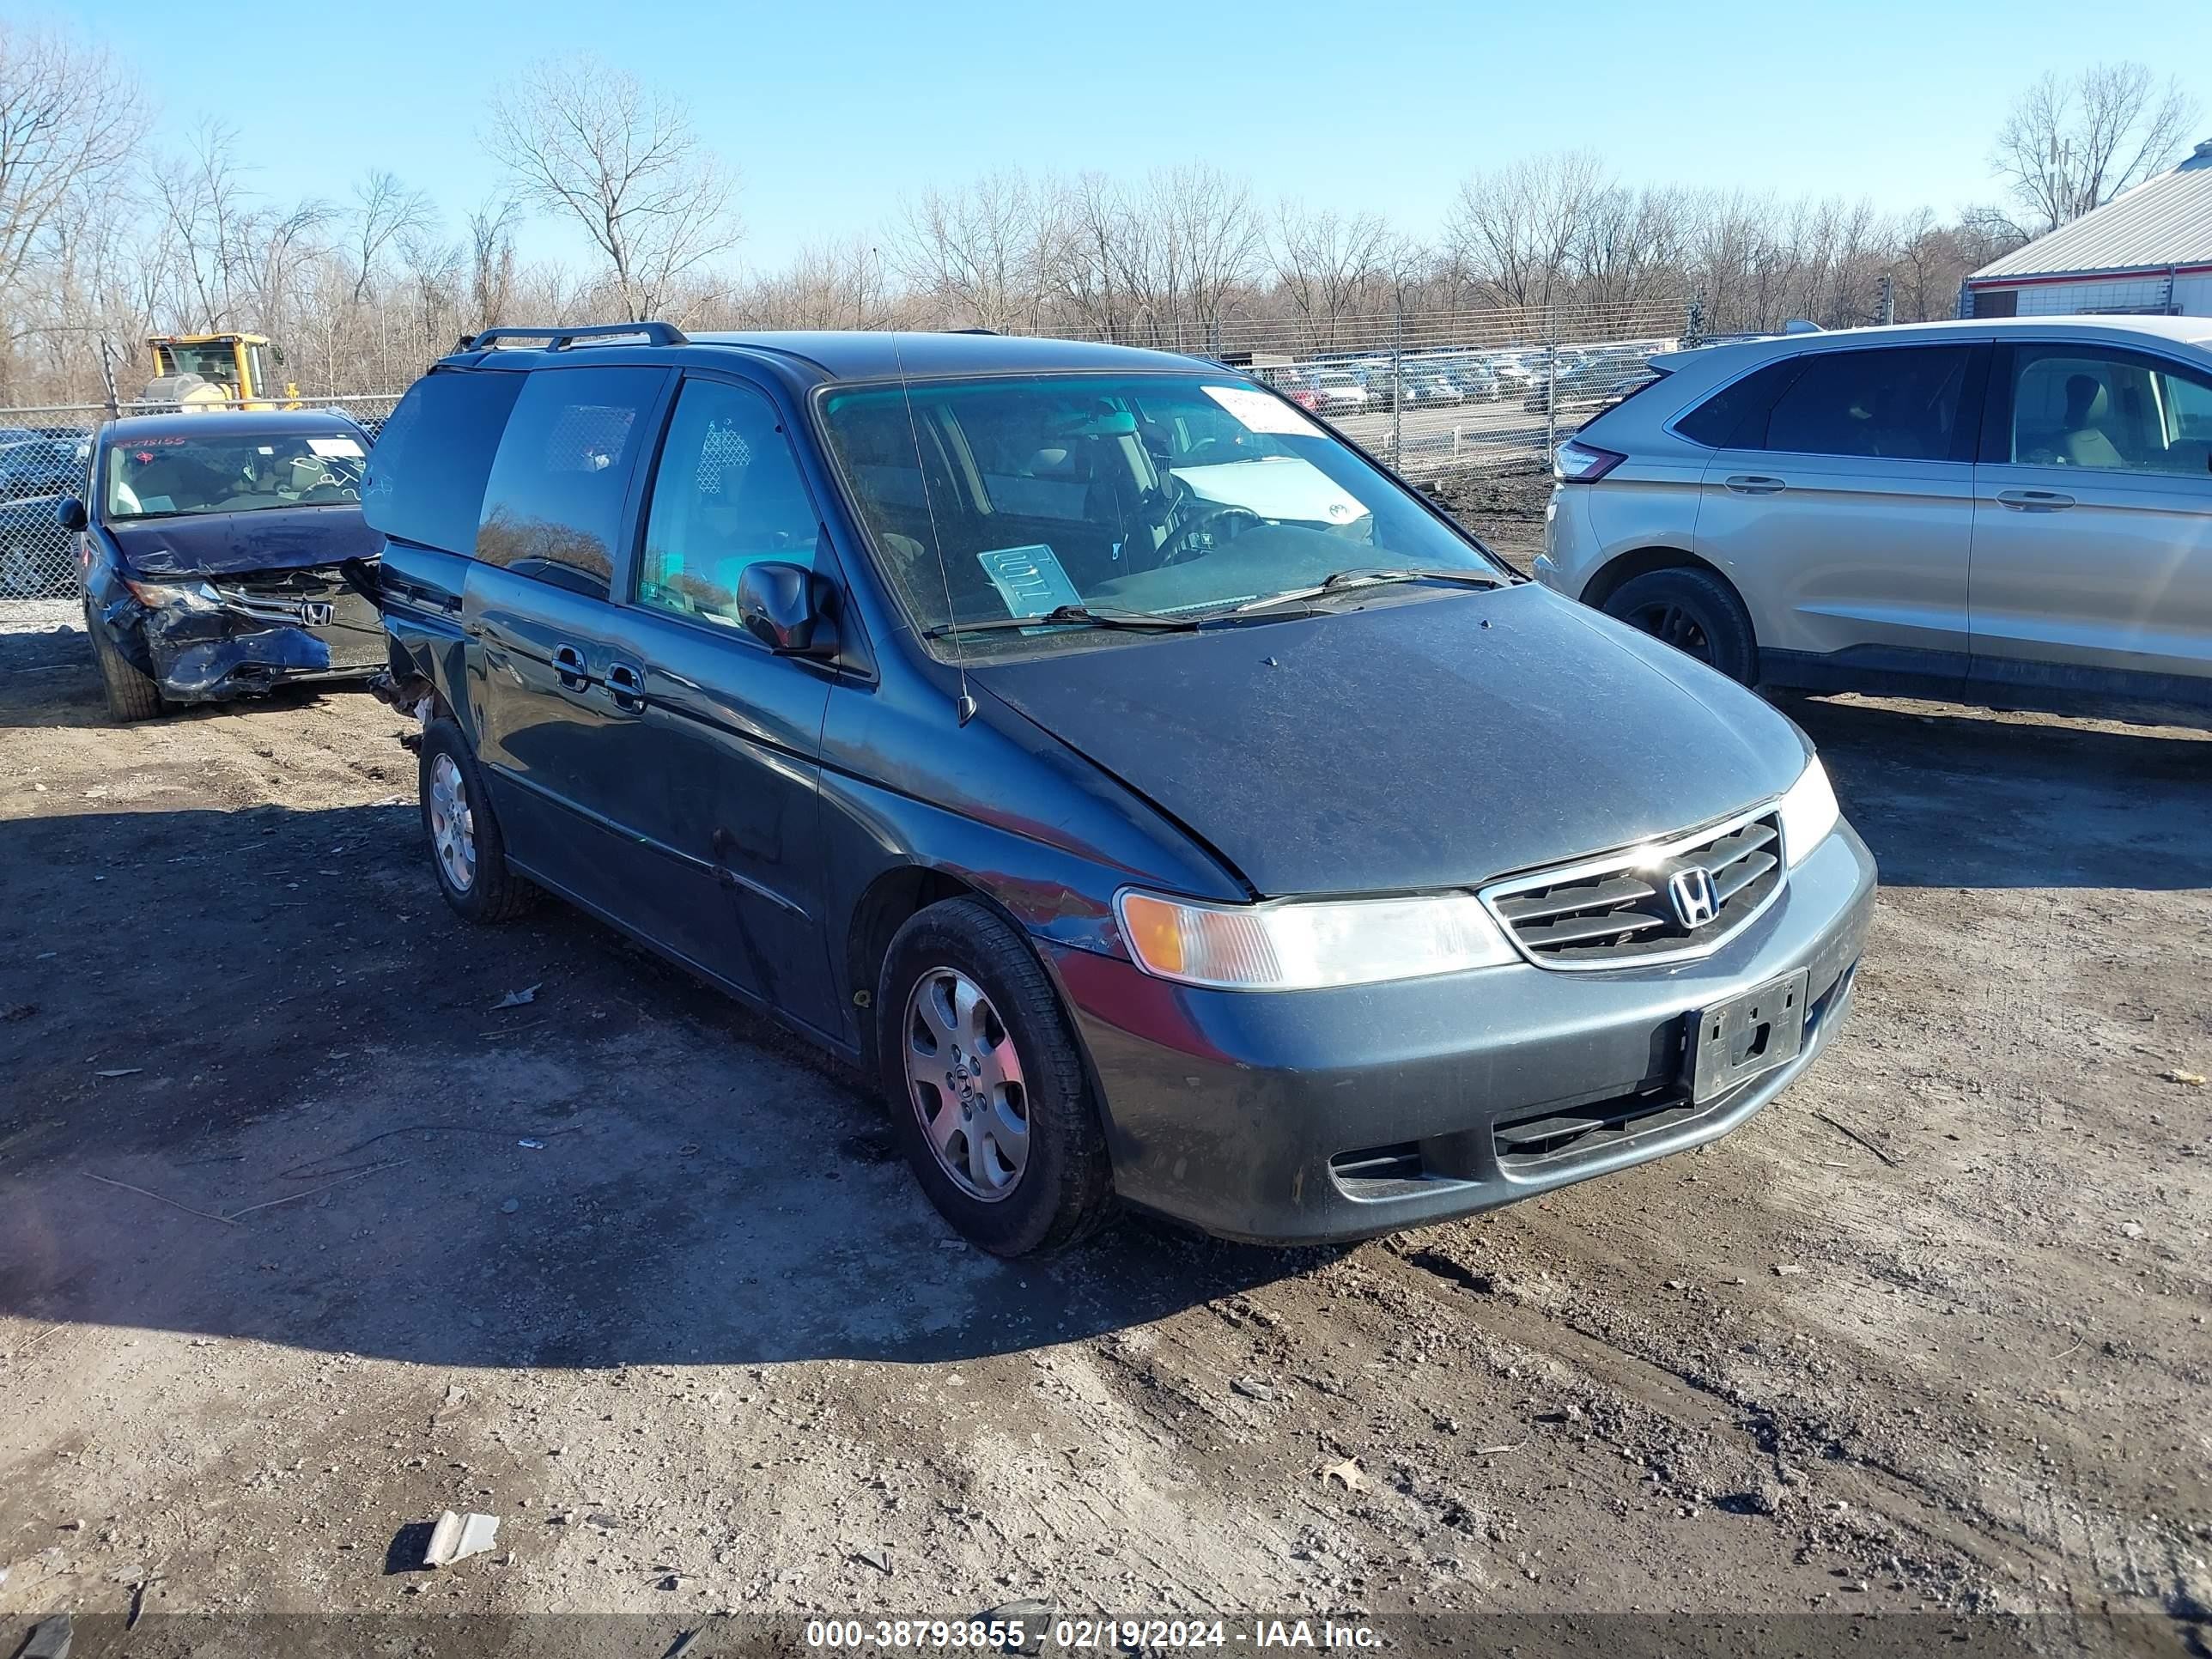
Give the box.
[973,585,1808,898]
[106,506,380,578]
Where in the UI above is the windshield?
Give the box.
[818,372,1504,651]
[158,342,245,391]
[103,429,367,520]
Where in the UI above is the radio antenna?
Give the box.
[888,328,975,726]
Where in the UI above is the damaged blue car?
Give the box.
[64,410,384,721]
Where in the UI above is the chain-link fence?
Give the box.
[1,299,1686,605]
[0,393,401,601]
[1198,299,1690,478]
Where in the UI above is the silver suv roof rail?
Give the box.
[455,322,689,352]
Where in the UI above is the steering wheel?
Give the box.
[1155,504,1260,568]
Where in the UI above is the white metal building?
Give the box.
[1963,139,2212,318]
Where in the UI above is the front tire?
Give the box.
[84,598,162,722]
[878,897,1115,1257]
[1601,566,1759,684]
[418,718,537,923]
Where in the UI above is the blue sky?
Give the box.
[46,0,2212,271]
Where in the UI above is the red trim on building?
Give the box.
[1966,264,2212,290]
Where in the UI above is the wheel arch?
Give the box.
[1580,544,1741,611]
[847,866,996,1069]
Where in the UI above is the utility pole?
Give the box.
[98,337,123,421]
[1878,275,1896,327]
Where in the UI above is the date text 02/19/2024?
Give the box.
[802,1618,1384,1650]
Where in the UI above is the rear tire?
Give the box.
[418,718,537,923]
[84,597,163,722]
[1601,566,1759,685]
[878,897,1115,1257]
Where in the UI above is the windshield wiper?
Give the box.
[925,604,1202,639]
[1231,567,1512,614]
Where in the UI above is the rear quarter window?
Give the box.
[362,369,525,554]
[1673,358,1804,447]
[474,367,667,596]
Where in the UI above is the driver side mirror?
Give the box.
[56,496,88,532]
[738,561,837,659]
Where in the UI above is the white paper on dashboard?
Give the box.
[1200,384,1322,436]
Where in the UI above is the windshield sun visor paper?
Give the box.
[975,544,1084,618]
[1200,383,1324,436]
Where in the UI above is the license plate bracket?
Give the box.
[1688,969,1810,1104]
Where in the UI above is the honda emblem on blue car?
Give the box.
[1668,866,1720,929]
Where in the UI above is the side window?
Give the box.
[635,378,819,628]
[1759,346,1972,461]
[362,368,524,554]
[475,367,665,597]
[1674,359,1803,448]
[2008,347,2212,476]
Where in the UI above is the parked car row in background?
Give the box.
[0,427,92,598]
[1266,340,1668,417]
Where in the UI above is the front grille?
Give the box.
[1482,809,1784,969]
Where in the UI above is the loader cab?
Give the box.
[145,333,297,411]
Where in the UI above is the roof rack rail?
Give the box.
[944,326,1000,336]
[456,322,690,352]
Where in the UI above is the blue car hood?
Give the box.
[105,505,380,578]
[971,584,1810,898]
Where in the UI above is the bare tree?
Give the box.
[466,195,521,330]
[1130,165,1264,349]
[349,171,434,303]
[484,55,740,320]
[736,239,892,330]
[891,169,1056,331]
[1270,202,1390,349]
[0,24,149,307]
[1046,172,1135,341]
[1445,151,1607,307]
[1993,63,2201,233]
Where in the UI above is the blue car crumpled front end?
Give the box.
[85,504,386,704]
[1043,818,1875,1244]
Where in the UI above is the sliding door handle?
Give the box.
[605,660,646,713]
[1995,489,2075,511]
[1723,474,1786,495]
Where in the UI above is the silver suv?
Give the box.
[1536,316,2212,716]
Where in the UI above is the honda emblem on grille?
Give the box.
[300,601,335,625]
[1667,866,1720,929]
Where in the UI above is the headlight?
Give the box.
[1115,889,1517,991]
[1778,757,1839,867]
[123,576,222,613]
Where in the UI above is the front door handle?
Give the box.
[551,641,589,690]
[605,660,646,713]
[1723,474,1786,495]
[1995,489,2075,512]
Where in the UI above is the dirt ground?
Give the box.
[3,532,2209,1653]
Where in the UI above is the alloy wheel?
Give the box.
[902,967,1030,1201]
[1627,600,1714,664]
[427,752,477,893]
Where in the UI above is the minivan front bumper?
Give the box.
[1046,822,1876,1244]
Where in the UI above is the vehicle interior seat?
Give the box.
[2060,374,2126,469]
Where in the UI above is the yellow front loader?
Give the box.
[143,333,300,411]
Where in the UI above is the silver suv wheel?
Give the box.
[902,966,1030,1200]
